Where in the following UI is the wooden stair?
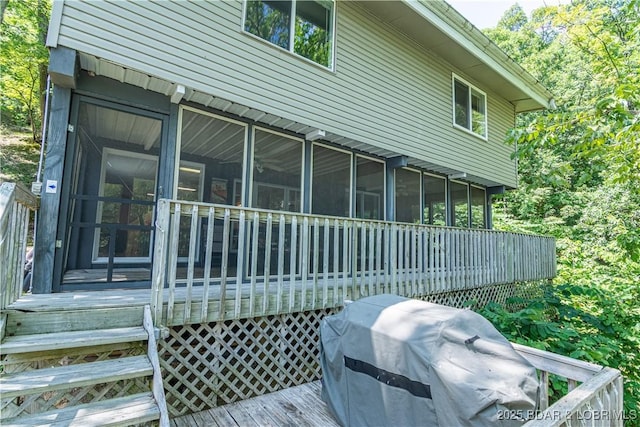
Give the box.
[0,305,169,427]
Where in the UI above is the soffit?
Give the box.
[78,53,507,188]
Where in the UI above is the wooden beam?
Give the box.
[48,46,78,89]
[33,85,71,294]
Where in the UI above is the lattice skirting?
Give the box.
[158,280,545,417]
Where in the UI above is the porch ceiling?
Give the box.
[78,53,502,188]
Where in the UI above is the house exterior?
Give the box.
[34,0,554,294]
[4,2,623,425]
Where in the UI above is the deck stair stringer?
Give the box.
[0,304,169,426]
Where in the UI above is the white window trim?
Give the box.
[452,73,488,140]
[241,0,337,71]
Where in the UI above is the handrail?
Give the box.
[516,343,624,427]
[0,182,39,309]
[151,199,557,326]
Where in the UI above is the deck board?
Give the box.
[170,382,339,427]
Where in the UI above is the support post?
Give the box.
[33,85,71,293]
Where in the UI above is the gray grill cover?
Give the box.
[320,295,539,426]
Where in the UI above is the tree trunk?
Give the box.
[0,0,9,26]
[36,0,49,143]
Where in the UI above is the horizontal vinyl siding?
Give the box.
[55,0,517,187]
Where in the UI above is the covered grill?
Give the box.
[320,295,539,426]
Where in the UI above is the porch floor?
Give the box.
[170,381,339,427]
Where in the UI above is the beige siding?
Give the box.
[54,0,517,187]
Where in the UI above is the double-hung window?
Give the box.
[452,74,487,139]
[243,0,335,68]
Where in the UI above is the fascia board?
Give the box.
[46,0,65,48]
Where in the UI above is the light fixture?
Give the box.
[305,128,325,141]
[448,172,467,180]
[177,186,197,192]
[179,166,201,174]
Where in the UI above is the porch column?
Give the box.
[33,85,71,293]
[385,156,407,221]
[33,47,77,293]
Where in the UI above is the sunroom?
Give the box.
[55,93,502,293]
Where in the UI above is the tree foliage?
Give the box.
[0,0,50,141]
[482,0,640,419]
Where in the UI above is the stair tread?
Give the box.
[1,392,160,427]
[0,326,148,354]
[0,355,153,398]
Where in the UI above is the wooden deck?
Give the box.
[170,381,338,427]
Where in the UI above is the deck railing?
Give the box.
[150,199,556,326]
[516,344,624,426]
[0,182,38,309]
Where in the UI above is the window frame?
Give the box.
[354,154,386,221]
[310,142,353,217]
[241,0,337,71]
[175,105,249,205]
[250,126,305,213]
[452,74,488,140]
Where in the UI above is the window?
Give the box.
[453,75,487,138]
[252,128,303,212]
[395,168,421,223]
[312,144,351,217]
[355,156,384,220]
[470,186,486,228]
[423,174,446,226]
[244,0,335,68]
[177,107,247,205]
[450,181,469,228]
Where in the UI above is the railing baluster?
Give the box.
[276,214,285,314]
[312,217,320,310]
[342,220,349,301]
[375,223,382,296]
[249,211,259,317]
[200,206,215,323]
[289,216,298,312]
[219,209,231,320]
[262,213,273,315]
[323,218,330,308]
[368,222,375,297]
[333,219,339,306]
[183,204,199,324]
[301,216,309,311]
[234,210,246,318]
[360,221,366,296]
[165,204,181,325]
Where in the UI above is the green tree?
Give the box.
[0,0,50,141]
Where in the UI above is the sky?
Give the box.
[446,0,571,29]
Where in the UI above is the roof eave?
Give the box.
[406,0,554,112]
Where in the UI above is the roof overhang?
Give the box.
[358,1,554,112]
[75,53,504,188]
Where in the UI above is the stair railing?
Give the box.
[0,182,38,309]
